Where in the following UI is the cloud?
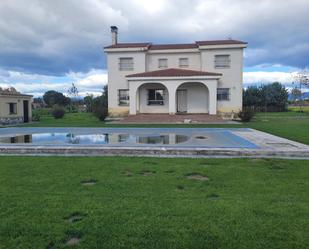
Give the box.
[0,0,309,77]
[0,0,309,95]
[244,71,294,84]
[0,69,107,97]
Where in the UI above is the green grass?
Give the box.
[0,156,308,249]
[23,109,309,145]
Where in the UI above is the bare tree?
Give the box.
[67,83,79,112]
[292,70,309,112]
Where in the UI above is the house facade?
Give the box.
[0,87,32,125]
[104,26,247,117]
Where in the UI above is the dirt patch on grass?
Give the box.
[186,173,209,181]
[45,241,55,249]
[207,193,220,200]
[139,170,156,176]
[176,185,185,191]
[66,237,81,246]
[81,179,97,186]
[122,171,133,177]
[65,212,86,223]
[65,231,82,247]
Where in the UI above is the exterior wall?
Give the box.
[200,48,243,113]
[0,95,32,125]
[106,45,245,116]
[106,51,146,116]
[177,82,209,113]
[128,78,218,115]
[146,52,201,71]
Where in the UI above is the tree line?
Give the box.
[40,84,108,120]
[243,82,289,112]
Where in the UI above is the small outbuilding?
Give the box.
[0,87,33,125]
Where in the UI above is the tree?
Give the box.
[67,83,79,112]
[292,70,309,112]
[291,87,302,102]
[43,90,70,107]
[243,82,288,112]
[84,94,94,112]
[92,85,108,121]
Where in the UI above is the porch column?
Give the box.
[129,83,139,115]
[208,83,217,115]
[167,85,177,114]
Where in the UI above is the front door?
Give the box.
[23,100,29,123]
[177,89,187,113]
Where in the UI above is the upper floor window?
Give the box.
[119,57,134,71]
[214,55,230,68]
[179,58,189,68]
[158,58,168,69]
[217,88,230,101]
[9,103,17,114]
[118,89,129,106]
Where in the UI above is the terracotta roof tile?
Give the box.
[104,43,151,49]
[105,39,247,50]
[196,40,247,45]
[126,68,222,78]
[149,43,198,50]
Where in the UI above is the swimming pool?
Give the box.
[0,128,258,148]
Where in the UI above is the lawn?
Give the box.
[23,108,309,145]
[0,156,308,249]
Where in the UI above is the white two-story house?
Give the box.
[104,26,247,117]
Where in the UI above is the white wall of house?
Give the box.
[105,42,245,116]
[106,50,147,116]
[177,82,209,113]
[146,51,201,71]
[200,47,244,113]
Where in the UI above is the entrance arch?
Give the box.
[176,82,209,113]
[136,83,169,113]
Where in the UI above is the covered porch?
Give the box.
[126,68,222,115]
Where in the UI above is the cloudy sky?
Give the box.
[0,0,308,96]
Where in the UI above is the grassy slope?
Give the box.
[0,157,308,249]
[23,109,309,145]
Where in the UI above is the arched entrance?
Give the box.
[176,82,209,113]
[136,83,169,113]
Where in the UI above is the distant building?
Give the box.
[0,87,32,125]
[104,26,247,117]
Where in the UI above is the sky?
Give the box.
[0,0,309,97]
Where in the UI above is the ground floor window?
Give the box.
[9,103,17,114]
[148,89,164,105]
[118,89,129,106]
[217,88,230,101]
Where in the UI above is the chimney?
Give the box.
[111,26,118,45]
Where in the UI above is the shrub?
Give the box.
[51,105,65,119]
[93,105,108,121]
[238,108,255,122]
[32,112,41,122]
[92,87,108,121]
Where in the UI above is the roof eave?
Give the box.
[126,75,222,81]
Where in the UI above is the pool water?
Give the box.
[0,133,189,145]
[0,130,258,148]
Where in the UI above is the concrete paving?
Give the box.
[0,127,309,159]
